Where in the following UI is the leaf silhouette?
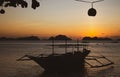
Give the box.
[32,0,40,9]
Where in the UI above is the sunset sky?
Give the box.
[0,0,120,39]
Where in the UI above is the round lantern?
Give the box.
[88,8,97,16]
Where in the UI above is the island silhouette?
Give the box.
[0,36,40,40]
[0,35,117,42]
[82,36,112,41]
[49,35,72,40]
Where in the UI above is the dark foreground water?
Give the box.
[0,41,120,77]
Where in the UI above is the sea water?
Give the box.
[0,41,120,77]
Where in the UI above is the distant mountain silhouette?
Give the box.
[82,37,112,41]
[49,35,72,40]
[0,36,40,40]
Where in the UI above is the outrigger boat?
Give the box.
[17,40,114,71]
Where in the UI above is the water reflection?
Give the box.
[39,68,87,77]
[37,66,115,77]
[88,66,114,77]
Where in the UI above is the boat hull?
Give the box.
[27,51,90,71]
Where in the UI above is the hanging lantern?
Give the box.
[88,8,97,16]
[75,0,104,17]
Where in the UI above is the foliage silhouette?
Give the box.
[0,0,40,14]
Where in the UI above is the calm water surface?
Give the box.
[0,41,120,77]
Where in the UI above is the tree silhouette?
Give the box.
[0,0,40,14]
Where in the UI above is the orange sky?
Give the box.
[0,0,120,39]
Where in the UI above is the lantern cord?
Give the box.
[91,2,93,8]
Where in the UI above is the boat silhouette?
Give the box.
[17,40,114,72]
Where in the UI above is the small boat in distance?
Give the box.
[17,40,114,72]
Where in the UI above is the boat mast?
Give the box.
[77,39,79,51]
[52,38,54,54]
[65,39,67,53]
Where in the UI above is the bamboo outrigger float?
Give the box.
[86,55,114,68]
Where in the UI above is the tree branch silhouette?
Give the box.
[0,0,40,14]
